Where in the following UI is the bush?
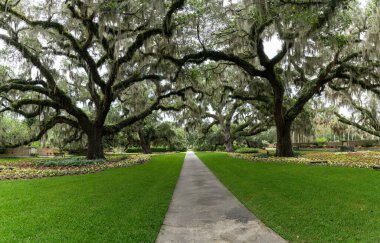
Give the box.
[362,141,374,147]
[315,137,328,147]
[35,158,106,167]
[340,146,355,152]
[235,148,260,153]
[194,146,213,152]
[255,153,269,158]
[30,152,38,157]
[293,151,302,157]
[125,147,143,153]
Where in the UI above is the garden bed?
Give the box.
[0,155,150,180]
[230,151,380,168]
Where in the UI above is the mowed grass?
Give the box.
[196,152,380,242]
[0,153,185,242]
[0,157,45,164]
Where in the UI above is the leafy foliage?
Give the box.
[315,137,328,147]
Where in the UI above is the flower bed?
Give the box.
[230,151,380,169]
[0,155,151,180]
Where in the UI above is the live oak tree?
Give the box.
[0,113,30,147]
[334,78,380,138]
[199,99,271,152]
[114,80,188,154]
[0,0,188,159]
[193,127,225,151]
[0,0,378,158]
[335,98,380,138]
[185,66,272,152]
[166,0,368,156]
[120,112,185,154]
[332,1,380,138]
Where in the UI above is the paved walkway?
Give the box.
[156,152,286,243]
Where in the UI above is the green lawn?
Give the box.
[196,152,380,242]
[0,157,44,164]
[0,153,185,242]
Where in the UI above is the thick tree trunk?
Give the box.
[225,139,235,152]
[86,130,105,160]
[140,142,152,154]
[223,125,234,152]
[271,82,294,157]
[138,130,152,154]
[275,120,293,157]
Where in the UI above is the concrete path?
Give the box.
[156,152,286,243]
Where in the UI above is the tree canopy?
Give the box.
[0,0,379,158]
[0,0,192,158]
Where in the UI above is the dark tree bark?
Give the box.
[140,142,152,154]
[275,120,293,157]
[272,77,294,157]
[223,125,235,152]
[138,130,152,154]
[86,129,105,159]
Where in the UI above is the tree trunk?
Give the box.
[225,139,235,152]
[138,130,152,154]
[223,125,234,152]
[140,142,151,154]
[272,86,294,157]
[275,121,293,157]
[86,130,105,160]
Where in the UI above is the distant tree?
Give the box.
[182,66,271,152]
[120,113,185,154]
[336,94,380,138]
[197,89,271,152]
[0,114,30,147]
[332,0,380,139]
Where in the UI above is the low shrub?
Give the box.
[126,147,186,153]
[235,148,260,153]
[315,137,327,147]
[125,147,142,153]
[362,141,374,147]
[1,155,151,180]
[35,158,106,167]
[340,146,355,152]
[30,152,38,157]
[255,153,269,158]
